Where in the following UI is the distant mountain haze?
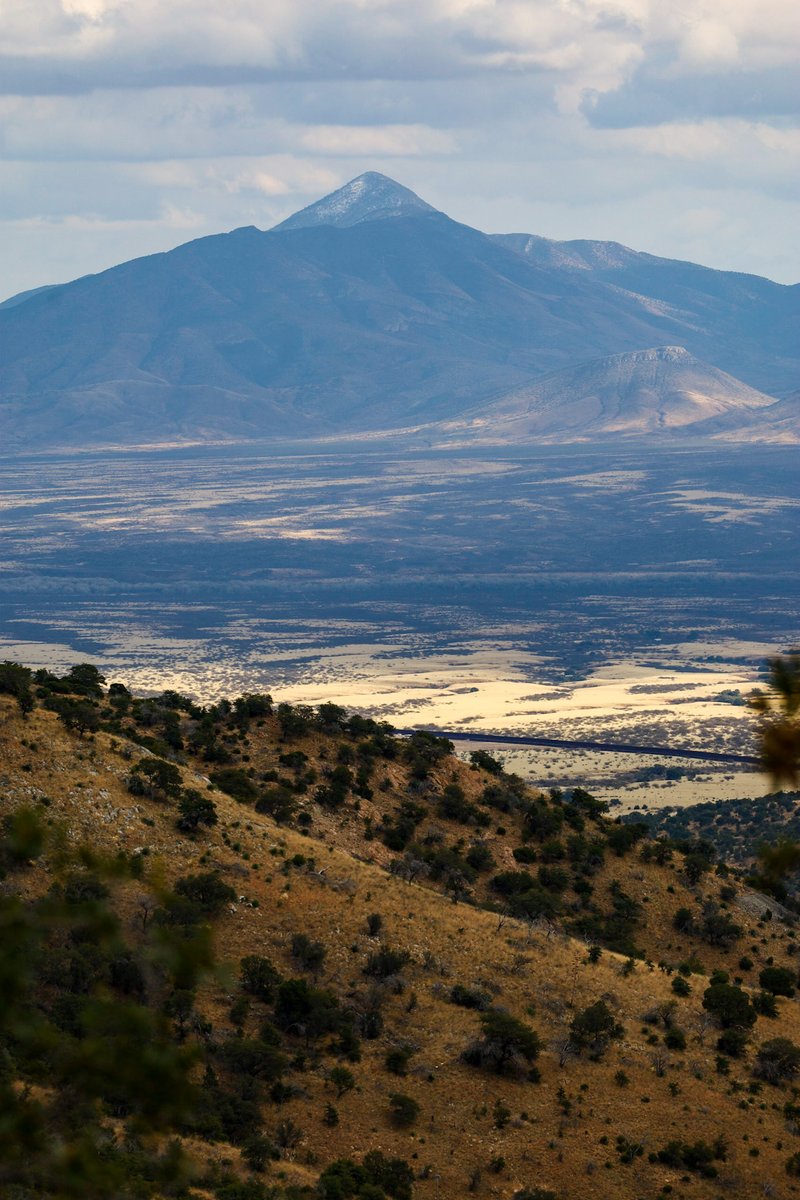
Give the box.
[0,172,797,450]
[431,346,784,443]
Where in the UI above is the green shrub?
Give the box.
[240,955,281,1002]
[463,1008,541,1077]
[176,790,218,833]
[569,1001,623,1057]
[389,1093,420,1128]
[759,966,797,997]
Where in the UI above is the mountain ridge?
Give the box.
[0,172,797,451]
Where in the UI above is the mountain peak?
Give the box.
[272,172,438,232]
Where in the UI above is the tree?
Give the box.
[0,827,205,1196]
[698,904,742,949]
[240,955,281,1002]
[759,966,797,997]
[328,1066,356,1099]
[470,749,503,775]
[127,757,183,802]
[750,650,800,787]
[175,790,218,834]
[0,660,34,714]
[64,663,106,696]
[51,697,100,737]
[276,702,314,740]
[569,1000,624,1057]
[702,982,756,1029]
[464,1007,541,1076]
[255,785,296,823]
[755,1037,800,1084]
[752,839,800,898]
[173,871,235,917]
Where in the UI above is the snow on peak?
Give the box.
[273,172,438,232]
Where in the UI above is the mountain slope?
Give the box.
[707,389,800,442]
[434,346,783,443]
[495,232,800,400]
[3,663,800,1199]
[0,212,708,450]
[0,173,797,451]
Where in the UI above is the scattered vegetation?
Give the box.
[1,651,800,1198]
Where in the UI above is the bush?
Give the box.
[664,1027,686,1051]
[218,1038,287,1081]
[254,786,296,824]
[466,842,495,872]
[209,768,259,804]
[569,1001,624,1057]
[291,933,326,973]
[759,966,797,997]
[389,1093,420,1128]
[318,1153,413,1200]
[240,955,281,1002]
[606,822,647,856]
[173,871,236,917]
[176,790,218,833]
[450,984,491,1011]
[127,757,183,802]
[438,784,487,826]
[753,990,779,1018]
[364,947,410,979]
[702,982,756,1029]
[469,749,503,775]
[717,1028,748,1058]
[672,906,694,932]
[537,864,569,893]
[329,1066,356,1098]
[464,1008,541,1077]
[654,1138,726,1178]
[698,907,742,948]
[385,1045,414,1076]
[241,1135,276,1173]
[274,979,346,1041]
[755,1037,800,1083]
[0,806,45,876]
[671,976,691,997]
[0,660,34,713]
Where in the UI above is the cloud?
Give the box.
[298,124,456,156]
[3,0,796,100]
[0,0,797,295]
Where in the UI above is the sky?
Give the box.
[2,0,799,300]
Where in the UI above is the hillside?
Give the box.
[493,231,800,401]
[433,346,779,443]
[4,662,800,1199]
[0,173,797,451]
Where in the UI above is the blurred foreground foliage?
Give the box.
[0,807,211,1198]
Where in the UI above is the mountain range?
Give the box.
[0,171,797,450]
